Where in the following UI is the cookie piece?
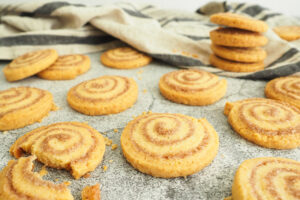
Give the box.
[159,69,227,105]
[0,156,73,200]
[211,44,267,62]
[100,47,152,69]
[273,26,300,41]
[210,27,268,47]
[224,197,232,200]
[82,184,101,200]
[232,157,300,200]
[210,54,264,72]
[210,12,268,33]
[0,87,56,131]
[121,112,219,178]
[224,98,300,149]
[3,49,58,82]
[37,54,90,80]
[265,76,300,110]
[67,75,138,115]
[10,122,106,179]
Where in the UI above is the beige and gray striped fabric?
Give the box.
[1,1,300,79]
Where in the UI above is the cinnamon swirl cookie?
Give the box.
[121,113,219,178]
[224,98,300,149]
[0,87,56,131]
[231,157,300,200]
[159,69,227,105]
[265,76,300,110]
[273,26,300,41]
[10,122,106,179]
[0,156,73,200]
[211,44,267,63]
[210,54,264,72]
[210,13,268,33]
[67,75,138,115]
[210,28,268,47]
[37,54,90,80]
[100,47,152,69]
[3,49,58,82]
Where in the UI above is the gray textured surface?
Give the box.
[0,52,299,200]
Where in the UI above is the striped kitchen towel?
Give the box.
[0,1,300,79]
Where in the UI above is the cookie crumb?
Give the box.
[137,69,144,74]
[113,129,118,133]
[81,184,100,200]
[143,89,147,93]
[104,137,112,146]
[55,178,59,182]
[39,165,48,177]
[192,54,199,58]
[52,104,59,111]
[83,173,91,178]
[181,51,190,56]
[103,165,108,172]
[64,181,71,186]
[132,115,136,118]
[111,144,118,150]
[2,131,9,135]
[108,160,114,163]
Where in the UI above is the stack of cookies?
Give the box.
[209,13,268,72]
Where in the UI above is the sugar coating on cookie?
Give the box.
[0,156,73,200]
[67,75,138,115]
[210,54,264,72]
[81,184,101,200]
[3,49,58,82]
[232,157,300,200]
[210,12,268,33]
[10,122,106,179]
[224,98,300,149]
[265,76,300,110]
[273,26,300,41]
[159,69,227,105]
[210,27,268,47]
[38,54,91,80]
[121,113,219,178]
[211,44,267,62]
[0,87,56,131]
[100,47,152,69]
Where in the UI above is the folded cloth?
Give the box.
[0,1,299,79]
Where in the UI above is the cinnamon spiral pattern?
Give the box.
[10,122,106,179]
[265,76,300,110]
[67,75,138,115]
[3,49,58,81]
[0,87,55,131]
[224,98,300,149]
[159,69,227,105]
[121,113,219,178]
[0,156,73,200]
[231,157,300,200]
[38,54,91,80]
[100,47,152,69]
